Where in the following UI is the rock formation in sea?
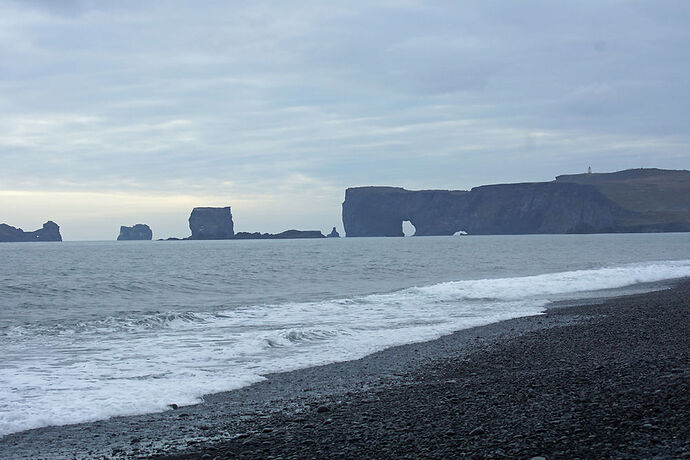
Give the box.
[327,227,340,238]
[234,230,326,239]
[272,230,326,239]
[117,224,153,241]
[342,168,690,236]
[184,206,326,240]
[188,207,235,240]
[0,221,62,242]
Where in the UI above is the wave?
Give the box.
[1,259,689,437]
[3,311,213,337]
[414,259,690,300]
[5,260,690,339]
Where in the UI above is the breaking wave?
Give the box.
[1,259,689,437]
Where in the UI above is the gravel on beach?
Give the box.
[158,281,690,459]
[2,281,689,459]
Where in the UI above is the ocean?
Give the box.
[1,233,690,437]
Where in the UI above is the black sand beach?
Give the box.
[2,280,689,459]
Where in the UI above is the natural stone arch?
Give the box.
[402,220,416,237]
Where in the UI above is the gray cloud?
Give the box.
[1,1,689,239]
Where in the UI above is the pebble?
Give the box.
[469,427,485,436]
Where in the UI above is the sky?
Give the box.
[1,1,689,240]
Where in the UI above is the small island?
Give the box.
[0,221,62,242]
[234,230,326,239]
[182,206,326,240]
[117,224,153,241]
[188,207,235,240]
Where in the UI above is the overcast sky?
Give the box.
[1,1,689,240]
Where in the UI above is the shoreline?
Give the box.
[1,280,689,458]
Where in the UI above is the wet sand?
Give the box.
[2,280,689,459]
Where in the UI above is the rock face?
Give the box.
[342,169,690,236]
[188,207,235,240]
[0,221,62,242]
[117,224,153,241]
[327,227,340,238]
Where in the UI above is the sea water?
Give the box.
[1,233,690,436]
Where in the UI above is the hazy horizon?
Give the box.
[2,1,689,240]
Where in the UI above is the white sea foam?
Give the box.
[415,260,690,300]
[1,259,689,437]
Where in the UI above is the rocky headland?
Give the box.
[0,221,62,242]
[342,168,690,236]
[117,224,153,241]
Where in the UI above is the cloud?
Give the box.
[0,1,689,238]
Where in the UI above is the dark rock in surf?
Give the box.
[327,227,340,238]
[0,221,62,242]
[117,224,153,241]
[188,207,235,240]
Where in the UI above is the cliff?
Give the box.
[117,224,153,241]
[188,207,235,240]
[342,169,690,236]
[0,221,62,242]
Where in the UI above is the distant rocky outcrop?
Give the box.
[0,221,62,242]
[273,230,326,239]
[327,227,340,238]
[342,169,690,236]
[117,224,152,241]
[234,230,326,240]
[188,207,235,240]
[183,206,326,240]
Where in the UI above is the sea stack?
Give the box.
[117,224,153,241]
[188,206,235,240]
[327,227,340,238]
[0,221,62,242]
